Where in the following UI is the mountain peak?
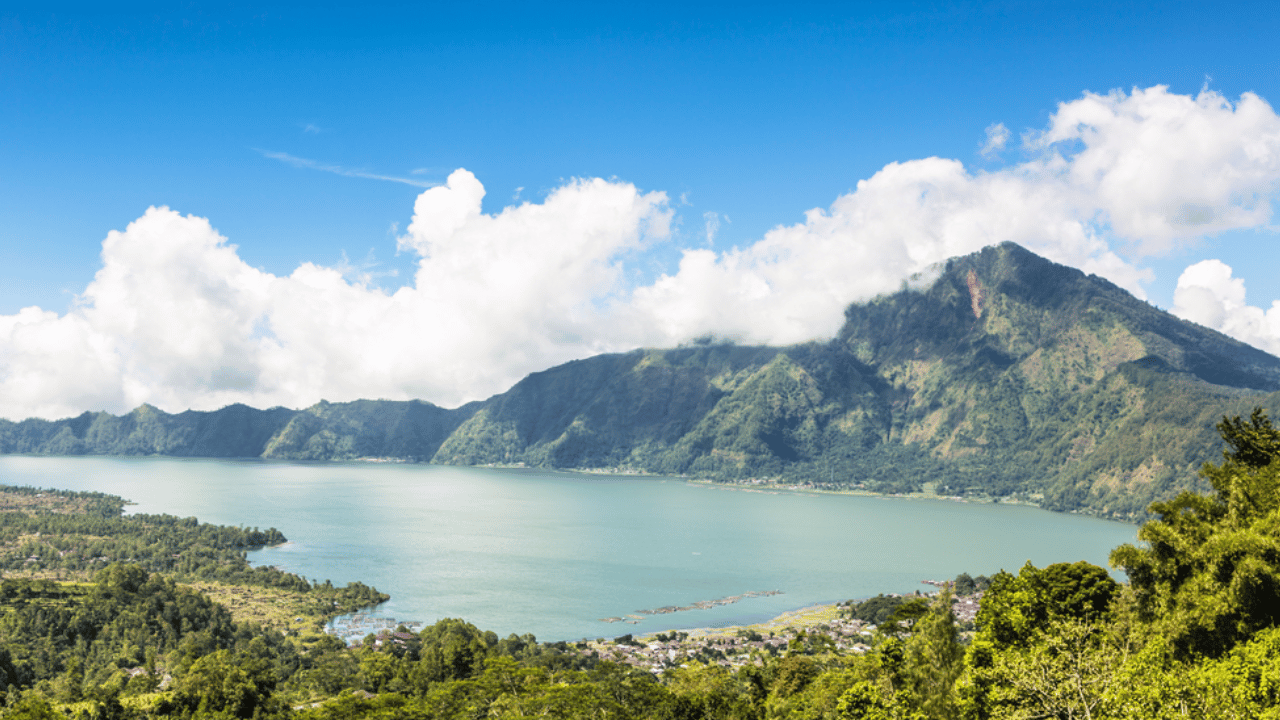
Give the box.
[5,243,1280,520]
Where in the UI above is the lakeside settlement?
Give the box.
[338,582,985,675]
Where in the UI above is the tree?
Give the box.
[2,693,62,720]
[411,618,493,690]
[879,596,930,638]
[667,662,754,719]
[900,586,964,719]
[176,649,270,718]
[1000,617,1123,720]
[1110,408,1280,659]
[1215,407,1280,471]
[836,681,895,720]
[957,561,1118,719]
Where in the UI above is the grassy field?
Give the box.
[0,487,123,515]
[183,581,333,633]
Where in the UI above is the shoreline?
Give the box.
[1,455,1119,521]
[641,601,849,641]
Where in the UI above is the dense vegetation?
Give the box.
[8,244,1280,519]
[0,486,387,622]
[3,410,1280,718]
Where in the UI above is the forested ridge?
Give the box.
[3,410,1280,718]
[8,243,1280,519]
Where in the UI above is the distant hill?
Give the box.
[5,242,1279,520]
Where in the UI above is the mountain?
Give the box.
[5,243,1280,519]
[0,399,476,462]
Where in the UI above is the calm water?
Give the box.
[0,456,1137,641]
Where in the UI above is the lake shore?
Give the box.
[560,464,1051,511]
[644,601,849,640]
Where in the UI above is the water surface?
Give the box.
[0,457,1137,640]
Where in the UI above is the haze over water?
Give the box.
[0,457,1137,641]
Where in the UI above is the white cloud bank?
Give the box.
[1173,260,1280,355]
[4,85,1280,420]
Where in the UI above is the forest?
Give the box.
[2,409,1279,718]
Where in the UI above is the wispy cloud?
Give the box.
[980,122,1010,158]
[256,149,437,188]
[703,211,722,245]
[301,123,323,135]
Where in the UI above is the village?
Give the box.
[574,584,985,674]
[577,614,876,673]
[334,582,986,676]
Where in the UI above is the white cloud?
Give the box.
[630,86,1280,345]
[630,156,1141,345]
[1172,259,1280,355]
[0,171,674,419]
[980,122,1010,158]
[1026,86,1280,255]
[257,149,436,188]
[703,211,722,245]
[3,85,1280,420]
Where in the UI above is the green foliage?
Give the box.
[0,568,238,697]
[2,693,63,719]
[1111,408,1280,659]
[1216,407,1280,470]
[898,588,964,720]
[835,680,895,720]
[953,408,1280,719]
[666,662,756,719]
[877,597,930,638]
[844,595,909,625]
[969,561,1118,652]
[175,648,278,718]
[978,616,1125,720]
[952,573,991,596]
[958,561,1119,718]
[0,485,388,620]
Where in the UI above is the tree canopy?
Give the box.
[1111,409,1280,659]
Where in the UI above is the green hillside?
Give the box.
[427,243,1280,518]
[5,243,1280,519]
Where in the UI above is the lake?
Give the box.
[0,456,1137,641]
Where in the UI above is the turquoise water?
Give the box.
[0,456,1137,641]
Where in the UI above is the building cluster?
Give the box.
[580,588,987,674]
[328,614,426,646]
[951,592,982,624]
[579,617,875,673]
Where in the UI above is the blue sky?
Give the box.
[3,1,1280,418]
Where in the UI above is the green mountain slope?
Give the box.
[428,243,1280,518]
[5,243,1279,519]
[829,243,1280,516]
[0,400,475,462]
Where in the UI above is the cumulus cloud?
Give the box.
[631,85,1280,345]
[631,155,1143,344]
[0,170,674,419]
[1026,86,1280,255]
[1172,260,1280,355]
[3,85,1280,419]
